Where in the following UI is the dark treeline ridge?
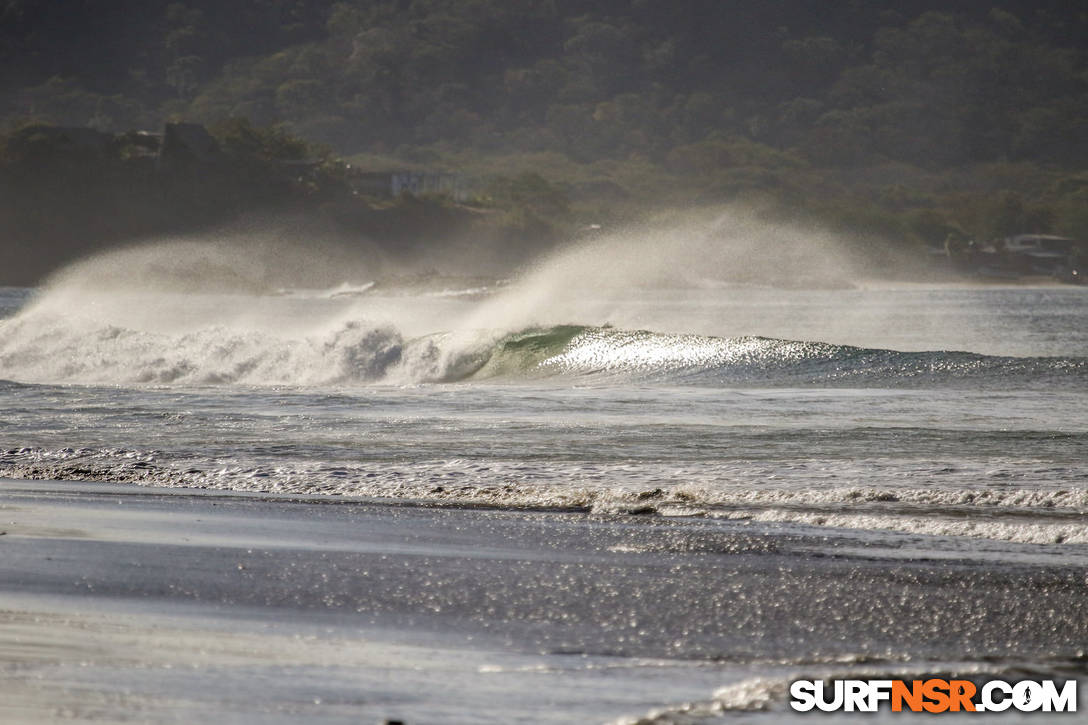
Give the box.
[2,0,1088,282]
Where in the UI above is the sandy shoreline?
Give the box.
[1,478,1086,723]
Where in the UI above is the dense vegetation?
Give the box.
[2,0,1087,282]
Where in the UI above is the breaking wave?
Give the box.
[471,326,1088,387]
[1,316,1086,387]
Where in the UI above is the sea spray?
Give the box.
[3,307,1087,386]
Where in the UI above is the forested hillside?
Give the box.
[2,0,1087,273]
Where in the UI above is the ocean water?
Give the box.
[2,276,1086,547]
[1,237,1087,719]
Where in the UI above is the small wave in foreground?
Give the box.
[4,446,1087,546]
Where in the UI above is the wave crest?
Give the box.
[469,326,1087,387]
[2,314,1085,387]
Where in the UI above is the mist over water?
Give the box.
[3,207,1085,387]
[461,207,878,334]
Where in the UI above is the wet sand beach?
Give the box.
[2,478,1086,724]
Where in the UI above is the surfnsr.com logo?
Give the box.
[790,678,1077,713]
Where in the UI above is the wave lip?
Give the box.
[467,326,1088,387]
[2,308,1086,387]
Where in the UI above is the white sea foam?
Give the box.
[3,446,1086,546]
